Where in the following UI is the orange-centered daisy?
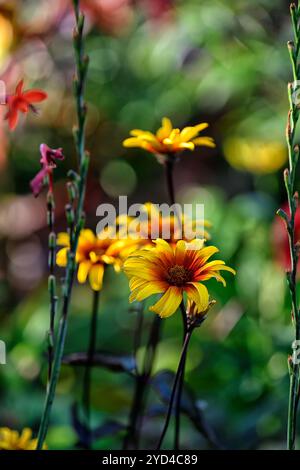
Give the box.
[0,427,46,450]
[123,117,215,157]
[56,229,137,291]
[124,239,235,318]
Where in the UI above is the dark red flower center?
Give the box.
[166,264,191,286]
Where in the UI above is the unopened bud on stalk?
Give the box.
[48,232,56,249]
[65,204,74,226]
[72,27,79,41]
[78,13,84,32]
[284,168,290,186]
[288,40,295,50]
[67,182,77,202]
[288,355,294,374]
[48,275,56,294]
[295,240,300,256]
[67,169,80,183]
[294,191,299,207]
[78,214,85,232]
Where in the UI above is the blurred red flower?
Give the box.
[30,144,64,197]
[272,202,300,272]
[5,79,47,130]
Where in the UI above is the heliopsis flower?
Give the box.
[124,238,235,318]
[120,202,211,247]
[4,79,47,130]
[123,117,215,160]
[30,144,64,197]
[56,228,137,291]
[0,427,46,450]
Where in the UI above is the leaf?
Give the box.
[71,403,125,448]
[62,351,136,374]
[151,370,223,449]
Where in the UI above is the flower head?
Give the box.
[0,427,46,450]
[119,202,211,248]
[123,117,215,160]
[124,238,235,318]
[5,79,47,130]
[30,144,64,197]
[56,228,137,291]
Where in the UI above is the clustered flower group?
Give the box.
[1,80,235,449]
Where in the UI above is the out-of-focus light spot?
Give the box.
[10,344,40,380]
[223,137,287,174]
[256,414,281,438]
[267,353,287,380]
[100,160,136,197]
[56,367,75,394]
[22,48,54,80]
[239,376,263,402]
[119,101,155,129]
[0,14,13,62]
[0,195,46,239]
[258,263,285,320]
[155,88,191,123]
[7,238,44,289]
[211,300,243,340]
[23,306,49,345]
[46,426,77,450]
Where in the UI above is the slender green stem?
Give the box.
[36,0,89,449]
[47,191,57,383]
[281,1,300,451]
[82,289,100,448]
[156,328,192,450]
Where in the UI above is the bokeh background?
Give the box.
[0,0,298,450]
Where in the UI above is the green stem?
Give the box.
[47,192,57,383]
[36,0,89,449]
[284,1,300,451]
[82,289,100,448]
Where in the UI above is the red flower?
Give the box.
[30,144,64,197]
[5,79,47,130]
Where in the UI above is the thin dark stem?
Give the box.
[133,302,144,361]
[82,289,100,448]
[123,314,162,450]
[165,158,175,205]
[36,0,89,449]
[174,302,188,449]
[156,329,192,450]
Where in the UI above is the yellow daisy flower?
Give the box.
[123,117,215,158]
[120,202,211,248]
[0,427,46,450]
[56,228,137,291]
[123,239,235,318]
